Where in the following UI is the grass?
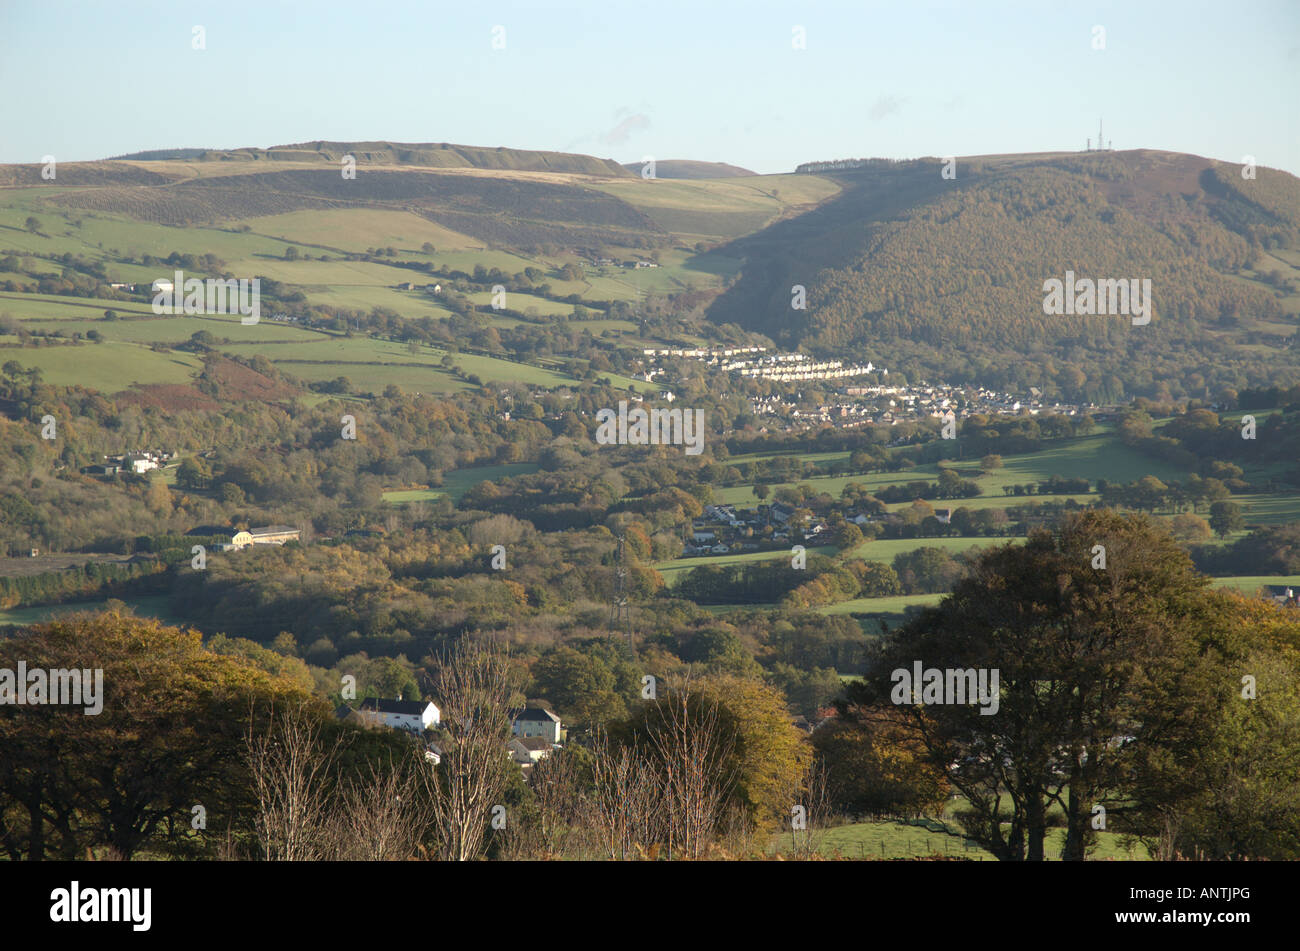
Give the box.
[817,593,945,616]
[240,208,478,253]
[595,174,841,239]
[718,433,1192,506]
[467,291,591,317]
[20,314,324,344]
[0,594,179,627]
[652,545,837,587]
[382,462,541,503]
[849,536,999,563]
[770,815,1147,861]
[220,337,582,391]
[1,341,203,391]
[1210,575,1299,594]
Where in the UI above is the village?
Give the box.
[636,347,1105,430]
[680,500,954,557]
[750,381,1105,430]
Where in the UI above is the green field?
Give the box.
[467,291,591,317]
[382,462,542,504]
[0,594,179,627]
[0,341,203,391]
[20,314,325,344]
[849,536,997,563]
[652,545,837,586]
[596,174,841,240]
[220,337,582,392]
[1210,575,1299,594]
[816,593,945,616]
[717,434,1192,506]
[241,208,480,253]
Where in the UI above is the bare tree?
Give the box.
[645,684,736,860]
[588,730,666,860]
[327,750,434,861]
[423,639,518,861]
[244,704,342,861]
[786,759,830,859]
[501,749,587,860]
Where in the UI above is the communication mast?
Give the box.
[610,534,634,652]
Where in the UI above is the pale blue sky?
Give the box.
[2,0,1296,174]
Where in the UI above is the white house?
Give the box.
[125,453,158,475]
[508,736,553,765]
[511,707,561,743]
[357,697,441,734]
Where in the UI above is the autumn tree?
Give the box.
[0,610,318,860]
[847,511,1226,861]
[423,639,518,861]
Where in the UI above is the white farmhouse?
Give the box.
[357,697,441,734]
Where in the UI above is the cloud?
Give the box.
[599,113,651,146]
[869,95,905,121]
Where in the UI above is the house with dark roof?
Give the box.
[1265,585,1298,607]
[770,502,796,524]
[356,697,441,734]
[510,707,561,743]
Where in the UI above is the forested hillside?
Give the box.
[709,151,1300,402]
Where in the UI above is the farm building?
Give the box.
[230,525,302,549]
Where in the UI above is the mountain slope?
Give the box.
[109,141,633,177]
[707,150,1300,401]
[620,160,756,179]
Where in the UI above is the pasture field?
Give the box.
[652,545,837,586]
[716,433,1300,528]
[220,257,422,286]
[596,174,840,239]
[1210,575,1299,594]
[467,291,589,317]
[220,337,583,390]
[0,291,156,320]
[303,284,457,320]
[1,341,203,391]
[276,361,468,394]
[240,208,479,253]
[0,207,293,261]
[849,536,996,563]
[0,595,179,628]
[19,315,325,344]
[816,593,945,616]
[382,462,542,503]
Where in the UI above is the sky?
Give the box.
[2,0,1297,175]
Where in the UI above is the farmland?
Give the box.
[0,154,840,399]
[382,462,542,504]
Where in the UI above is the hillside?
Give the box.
[620,160,756,179]
[708,150,1300,402]
[109,140,634,177]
